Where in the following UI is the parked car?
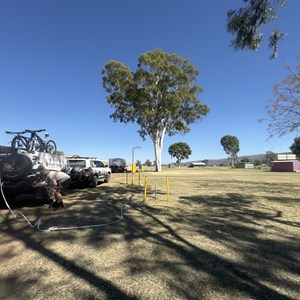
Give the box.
[109,158,127,173]
[67,156,111,187]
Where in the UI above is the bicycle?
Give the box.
[5,129,57,154]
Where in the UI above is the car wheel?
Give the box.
[104,173,111,183]
[92,175,98,187]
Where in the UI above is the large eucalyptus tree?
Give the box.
[220,135,240,166]
[102,49,209,172]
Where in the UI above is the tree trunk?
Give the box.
[151,129,165,172]
[153,138,162,172]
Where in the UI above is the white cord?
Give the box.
[41,203,125,232]
[34,203,126,231]
[1,180,16,218]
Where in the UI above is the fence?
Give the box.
[123,172,170,201]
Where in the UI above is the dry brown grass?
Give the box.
[0,168,299,299]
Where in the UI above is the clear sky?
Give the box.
[0,0,299,164]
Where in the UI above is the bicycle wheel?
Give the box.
[11,136,28,152]
[45,140,57,154]
[33,136,46,152]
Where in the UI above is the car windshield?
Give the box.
[69,160,86,167]
[109,158,126,166]
[91,161,104,168]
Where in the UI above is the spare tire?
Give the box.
[0,153,32,181]
[70,166,82,180]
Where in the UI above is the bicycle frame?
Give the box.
[25,129,47,152]
[6,129,57,154]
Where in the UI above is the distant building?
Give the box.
[277,154,297,160]
[236,162,254,169]
[189,162,206,167]
[271,153,300,172]
[271,160,300,172]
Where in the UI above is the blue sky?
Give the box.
[0,0,299,164]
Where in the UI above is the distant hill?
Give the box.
[205,154,266,166]
[184,152,293,166]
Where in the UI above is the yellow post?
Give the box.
[138,171,141,186]
[166,176,170,201]
[132,163,137,173]
[144,176,147,201]
[131,163,137,185]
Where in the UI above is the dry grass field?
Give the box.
[0,167,299,299]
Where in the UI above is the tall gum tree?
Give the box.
[102,49,209,172]
[220,135,240,166]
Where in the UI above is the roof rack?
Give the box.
[67,155,97,159]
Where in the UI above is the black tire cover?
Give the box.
[70,166,82,179]
[0,153,32,181]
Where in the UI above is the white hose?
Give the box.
[42,203,125,232]
[1,180,16,218]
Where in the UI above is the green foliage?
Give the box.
[102,49,209,171]
[102,49,209,139]
[144,159,152,167]
[168,142,192,165]
[227,0,287,59]
[254,159,262,166]
[241,157,250,162]
[264,151,277,166]
[220,135,240,165]
[290,137,300,156]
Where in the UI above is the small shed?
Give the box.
[271,160,300,172]
[236,162,254,169]
[189,162,206,167]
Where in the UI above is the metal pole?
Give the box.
[132,147,134,166]
[132,145,141,174]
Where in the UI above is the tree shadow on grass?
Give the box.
[0,186,140,298]
[0,228,137,299]
[119,197,299,299]
[1,185,299,299]
[0,274,39,299]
